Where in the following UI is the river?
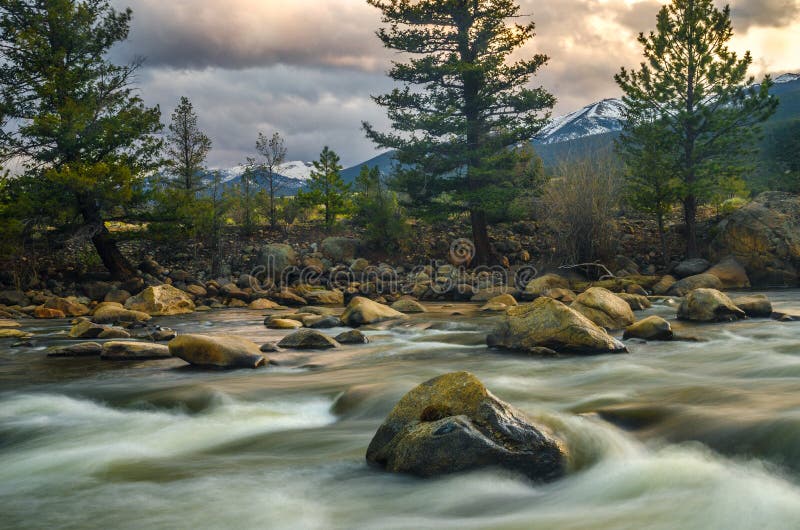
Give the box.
[2,291,800,529]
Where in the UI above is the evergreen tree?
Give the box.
[353,165,409,251]
[239,157,259,235]
[256,131,287,229]
[297,146,350,230]
[0,0,162,279]
[165,96,211,192]
[364,0,554,265]
[615,0,777,258]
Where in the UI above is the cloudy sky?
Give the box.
[110,0,800,168]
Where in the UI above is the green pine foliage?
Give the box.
[297,146,351,230]
[353,165,410,251]
[615,0,778,258]
[364,0,554,264]
[0,0,163,278]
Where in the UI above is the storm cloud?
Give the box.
[110,0,800,167]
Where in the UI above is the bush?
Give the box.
[541,156,623,263]
[353,166,410,252]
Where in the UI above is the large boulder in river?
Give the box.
[570,287,635,330]
[256,243,298,276]
[623,316,673,341]
[710,192,800,286]
[341,296,407,327]
[278,329,340,349]
[732,294,773,318]
[101,341,171,360]
[390,299,427,313]
[92,302,151,324]
[522,273,570,300]
[125,285,195,316]
[366,371,566,481]
[487,297,628,355]
[168,334,266,369]
[677,288,746,322]
[705,256,751,289]
[321,237,363,263]
[667,273,723,296]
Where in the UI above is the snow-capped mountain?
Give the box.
[775,73,800,84]
[276,160,315,181]
[535,98,626,145]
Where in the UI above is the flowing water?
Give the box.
[3,292,800,529]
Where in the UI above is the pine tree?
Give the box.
[0,0,162,279]
[615,0,777,258]
[256,131,287,229]
[166,96,211,192]
[364,0,554,265]
[297,146,350,230]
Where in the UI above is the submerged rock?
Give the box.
[340,296,407,327]
[125,285,195,316]
[335,329,370,344]
[390,299,427,313]
[277,329,340,349]
[732,294,773,318]
[677,289,746,322]
[168,334,266,369]
[101,341,172,360]
[366,371,566,481]
[570,287,636,330]
[487,297,627,355]
[623,316,673,341]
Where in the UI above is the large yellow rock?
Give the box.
[341,296,407,327]
[524,273,570,298]
[366,372,566,481]
[43,297,90,317]
[570,287,636,330]
[125,285,195,316]
[623,316,673,341]
[677,288,746,322]
[487,297,627,354]
[92,302,151,324]
[168,334,266,369]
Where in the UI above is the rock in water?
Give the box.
[92,302,151,324]
[340,296,407,327]
[623,316,673,341]
[706,256,751,289]
[335,329,369,344]
[47,342,103,357]
[677,289,746,322]
[366,371,566,481]
[168,335,266,369]
[390,299,428,313]
[667,273,724,296]
[615,293,652,311]
[673,258,711,278]
[732,294,773,318]
[277,329,340,349]
[487,297,627,355]
[101,341,172,360]
[125,285,195,316]
[570,287,636,330]
[522,273,570,300]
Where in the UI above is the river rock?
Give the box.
[97,327,131,339]
[302,290,344,306]
[732,294,773,318]
[710,192,800,286]
[168,334,266,369]
[570,287,635,330]
[101,341,172,360]
[43,297,90,317]
[543,288,577,304]
[34,306,66,319]
[623,316,673,341]
[365,371,566,481]
[677,288,746,322]
[256,243,297,276]
[124,285,195,316]
[68,320,108,339]
[0,329,32,339]
[652,275,677,295]
[523,274,570,299]
[265,317,303,329]
[277,329,340,349]
[341,296,407,327]
[706,256,751,289]
[615,293,652,311]
[92,302,151,324]
[0,290,30,307]
[321,237,363,263]
[0,319,20,328]
[673,258,711,278]
[487,297,628,354]
[390,299,427,313]
[335,329,370,344]
[248,298,281,310]
[104,288,132,304]
[303,315,341,328]
[270,290,307,307]
[47,342,102,357]
[667,273,723,296]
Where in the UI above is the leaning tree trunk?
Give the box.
[79,198,136,280]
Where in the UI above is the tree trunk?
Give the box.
[78,196,136,280]
[470,208,491,266]
[683,195,699,258]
